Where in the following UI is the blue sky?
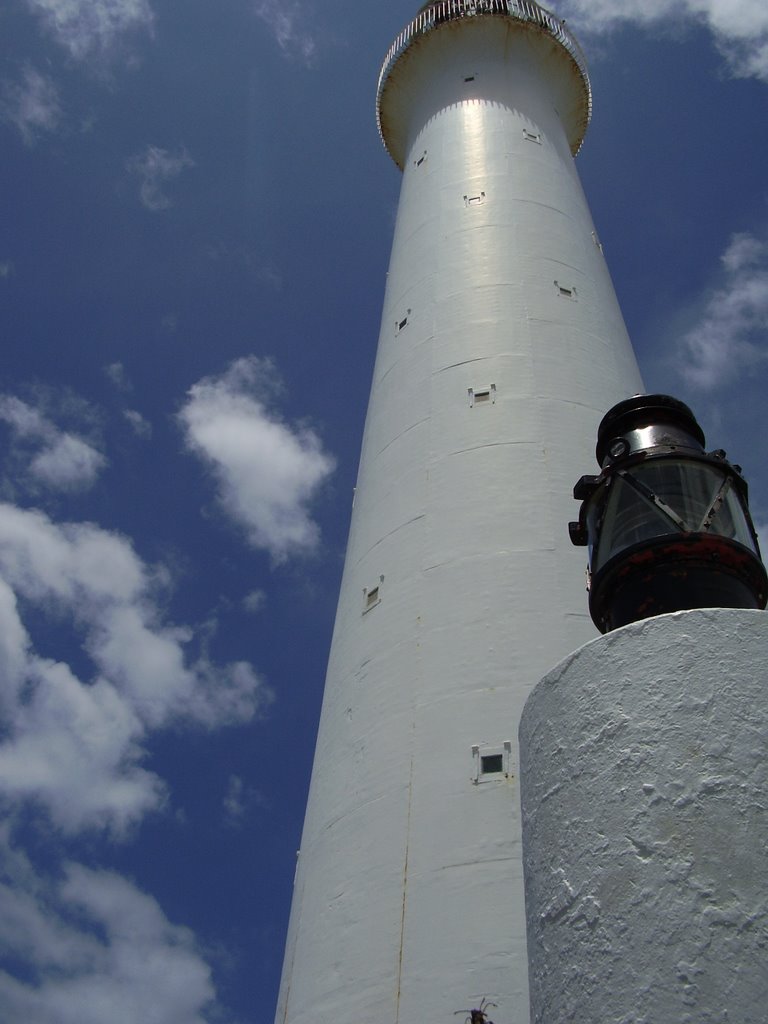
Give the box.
[1,1,767,1021]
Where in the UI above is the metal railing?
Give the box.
[376,0,591,154]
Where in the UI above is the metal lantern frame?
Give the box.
[569,395,768,633]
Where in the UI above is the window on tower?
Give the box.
[481,754,503,774]
[554,280,577,299]
[471,741,512,783]
[363,579,383,613]
[468,384,496,406]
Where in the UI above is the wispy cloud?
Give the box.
[127,145,195,211]
[206,242,283,290]
[222,773,267,827]
[30,434,107,490]
[0,848,216,1023]
[253,0,317,64]
[0,378,273,1012]
[0,503,271,834]
[104,360,131,391]
[559,0,768,82]
[243,588,267,613]
[25,0,155,63]
[179,357,335,563]
[0,394,106,492]
[124,408,152,438]
[676,232,768,391]
[0,66,61,145]
[0,261,14,278]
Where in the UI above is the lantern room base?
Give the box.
[589,534,768,632]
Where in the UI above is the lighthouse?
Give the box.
[275,2,644,1021]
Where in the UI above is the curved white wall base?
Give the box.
[520,608,768,1024]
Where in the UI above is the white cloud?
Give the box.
[127,145,194,211]
[0,395,49,439]
[30,433,107,490]
[243,588,267,613]
[223,773,267,826]
[677,232,768,391]
[104,361,131,391]
[0,394,106,493]
[0,852,216,1024]
[179,357,335,562]
[253,0,317,63]
[558,0,768,82]
[25,0,155,63]
[0,647,163,833]
[206,243,284,290]
[0,503,271,833]
[124,408,152,438]
[223,773,246,824]
[720,232,765,274]
[0,66,61,145]
[0,261,13,278]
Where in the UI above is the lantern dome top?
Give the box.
[595,393,706,467]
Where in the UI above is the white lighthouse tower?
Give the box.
[275,3,644,1022]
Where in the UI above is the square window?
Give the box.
[471,741,512,784]
[468,384,496,407]
[363,578,383,613]
[396,309,411,334]
[481,753,503,774]
[554,280,577,299]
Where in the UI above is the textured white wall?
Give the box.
[520,608,768,1024]
[276,13,643,1024]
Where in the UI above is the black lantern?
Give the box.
[569,394,767,633]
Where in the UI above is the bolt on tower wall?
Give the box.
[275,3,644,1022]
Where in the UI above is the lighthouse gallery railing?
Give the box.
[376,0,591,152]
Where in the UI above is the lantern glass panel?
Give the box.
[593,460,757,570]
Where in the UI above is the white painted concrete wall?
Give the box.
[275,12,644,1024]
[520,608,768,1024]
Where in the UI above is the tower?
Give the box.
[275,2,644,1021]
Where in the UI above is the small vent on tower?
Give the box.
[363,577,384,613]
[468,384,496,407]
[463,73,476,82]
[414,151,427,167]
[395,310,411,333]
[464,192,486,207]
[554,280,577,299]
[523,128,542,144]
[471,741,512,784]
